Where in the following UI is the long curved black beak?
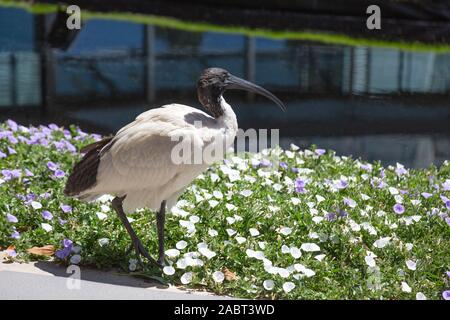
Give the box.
[226,75,286,112]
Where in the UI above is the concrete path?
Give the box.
[0,261,233,300]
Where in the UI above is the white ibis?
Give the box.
[64,67,286,268]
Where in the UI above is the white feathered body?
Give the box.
[77,97,238,213]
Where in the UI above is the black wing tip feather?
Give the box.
[64,137,114,197]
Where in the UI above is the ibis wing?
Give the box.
[94,119,210,193]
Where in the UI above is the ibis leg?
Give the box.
[156,200,166,266]
[112,196,161,268]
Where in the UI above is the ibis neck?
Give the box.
[216,96,238,132]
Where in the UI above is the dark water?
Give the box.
[0,6,449,168]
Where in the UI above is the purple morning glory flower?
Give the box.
[343,197,354,206]
[294,178,306,193]
[7,213,18,223]
[259,159,272,167]
[61,204,72,213]
[55,239,74,260]
[371,178,385,189]
[2,169,12,180]
[446,201,450,211]
[54,169,65,178]
[63,129,71,139]
[48,123,59,130]
[53,141,65,151]
[42,210,53,220]
[441,195,450,203]
[279,162,288,170]
[439,212,448,220]
[25,169,34,177]
[2,169,21,181]
[0,150,6,159]
[64,141,76,153]
[395,164,407,176]
[291,167,299,173]
[7,119,18,131]
[360,163,373,172]
[7,146,16,155]
[11,230,20,239]
[6,249,17,257]
[421,192,432,199]
[47,161,58,171]
[443,291,450,300]
[58,218,68,225]
[338,210,348,218]
[315,149,326,156]
[446,271,450,279]
[393,203,405,214]
[8,135,18,144]
[40,192,51,199]
[55,247,71,259]
[91,134,102,141]
[445,217,450,227]
[443,180,450,191]
[11,169,21,178]
[62,239,73,248]
[325,212,336,221]
[379,169,386,179]
[335,179,348,190]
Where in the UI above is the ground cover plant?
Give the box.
[1,120,449,299]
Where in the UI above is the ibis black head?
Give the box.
[197,67,286,118]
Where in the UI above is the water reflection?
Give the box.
[0,6,449,167]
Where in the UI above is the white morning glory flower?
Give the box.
[263,280,275,290]
[208,229,218,237]
[401,281,412,293]
[249,228,260,237]
[96,212,107,220]
[314,254,326,261]
[235,236,246,244]
[283,282,295,293]
[416,292,427,300]
[213,190,223,199]
[176,240,188,250]
[405,259,417,271]
[41,223,52,232]
[31,201,42,209]
[181,272,193,284]
[373,237,391,249]
[208,200,219,208]
[365,255,376,267]
[301,243,320,252]
[226,217,236,225]
[279,227,292,236]
[240,190,253,197]
[163,266,176,275]
[290,247,302,259]
[98,238,109,247]
[165,249,180,258]
[212,271,225,283]
[281,245,290,254]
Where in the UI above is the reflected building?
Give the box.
[0,6,449,167]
